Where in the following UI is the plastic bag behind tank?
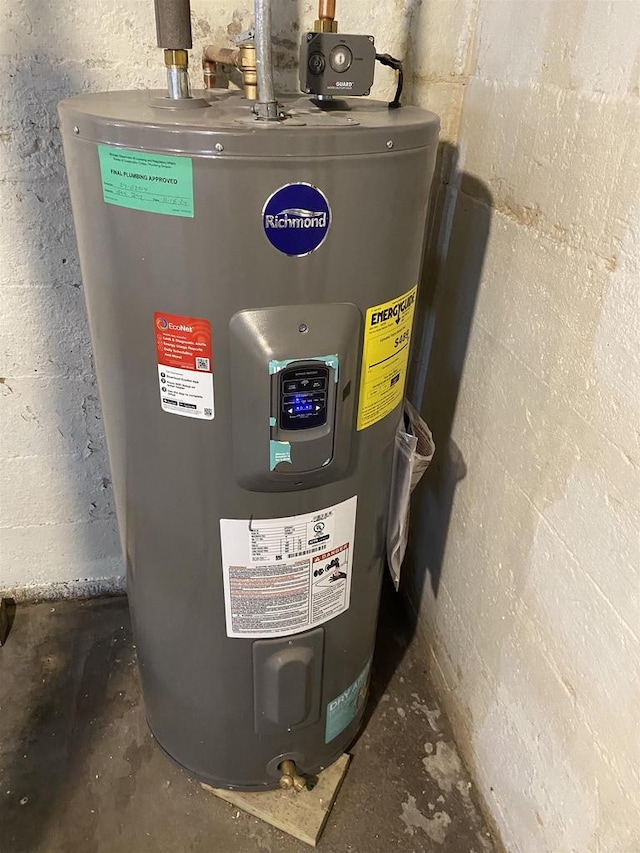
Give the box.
[387,400,435,589]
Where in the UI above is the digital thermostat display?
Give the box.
[279,365,329,431]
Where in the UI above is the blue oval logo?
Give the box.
[263,183,331,256]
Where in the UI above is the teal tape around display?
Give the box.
[269,440,292,471]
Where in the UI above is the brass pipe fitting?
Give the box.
[202,44,257,100]
[314,17,338,32]
[238,43,257,101]
[202,48,238,90]
[202,57,218,89]
[279,760,307,792]
[164,49,190,99]
[315,0,337,32]
[164,48,189,69]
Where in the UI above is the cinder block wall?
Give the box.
[407,2,640,851]
[1,1,156,597]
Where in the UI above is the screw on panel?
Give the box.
[73,126,79,134]
[368,36,374,42]
[386,140,394,149]
[214,142,224,152]
[307,33,314,41]
[298,323,308,333]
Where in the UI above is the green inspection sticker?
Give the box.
[98,145,194,218]
[325,658,372,743]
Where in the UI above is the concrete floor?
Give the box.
[0,584,496,852]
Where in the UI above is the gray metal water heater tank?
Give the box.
[59,90,439,790]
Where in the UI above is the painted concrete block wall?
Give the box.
[1,0,157,597]
[407,2,640,851]
[0,0,413,599]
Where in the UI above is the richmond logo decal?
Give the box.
[263,183,331,256]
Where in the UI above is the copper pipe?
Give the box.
[203,45,239,65]
[319,0,335,20]
[202,56,229,89]
[202,45,257,99]
[315,0,337,33]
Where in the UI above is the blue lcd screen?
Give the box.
[279,365,329,430]
[293,396,314,413]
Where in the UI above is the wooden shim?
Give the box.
[201,753,351,847]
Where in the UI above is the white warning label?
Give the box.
[220,496,357,639]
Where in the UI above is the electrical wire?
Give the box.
[375,52,404,109]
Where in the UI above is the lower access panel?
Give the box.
[253,628,324,734]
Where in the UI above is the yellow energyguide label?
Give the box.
[357,285,418,431]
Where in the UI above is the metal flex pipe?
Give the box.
[253,0,279,118]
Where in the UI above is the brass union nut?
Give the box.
[314,19,338,32]
[164,49,189,68]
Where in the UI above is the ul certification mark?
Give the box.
[262,183,331,257]
[154,312,214,420]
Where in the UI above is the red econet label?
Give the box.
[154,312,214,420]
[154,312,212,372]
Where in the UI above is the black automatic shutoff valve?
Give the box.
[299,32,376,98]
